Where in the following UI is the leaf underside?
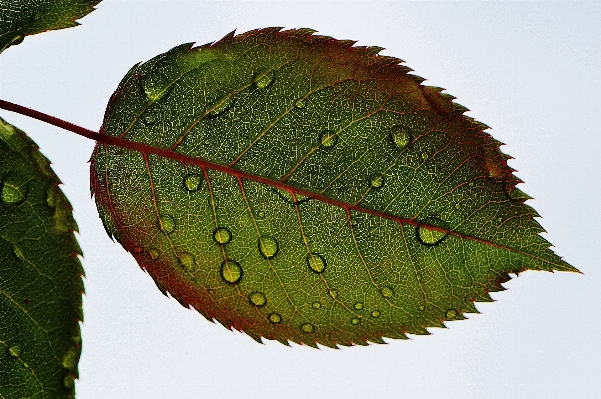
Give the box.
[0,117,83,397]
[91,28,577,348]
[0,0,101,54]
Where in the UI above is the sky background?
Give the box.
[1,1,599,398]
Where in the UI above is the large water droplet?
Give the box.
[258,236,279,259]
[7,345,21,358]
[300,323,314,333]
[446,309,457,319]
[220,259,242,284]
[183,173,203,192]
[179,253,196,271]
[213,227,232,244]
[294,97,306,109]
[268,313,282,324]
[249,291,267,307]
[380,286,394,298]
[390,125,411,149]
[416,217,450,247]
[320,130,338,149]
[306,253,326,273]
[159,215,176,234]
[369,174,384,189]
[351,318,361,325]
[1,183,24,204]
[371,310,380,318]
[207,96,235,117]
[254,70,275,89]
[312,301,321,309]
[354,302,364,310]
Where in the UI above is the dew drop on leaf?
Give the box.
[179,253,196,271]
[294,97,306,109]
[258,236,279,259]
[7,345,21,358]
[183,173,203,192]
[380,286,394,298]
[369,174,384,189]
[421,152,429,161]
[249,291,267,307]
[328,289,338,299]
[354,302,364,310]
[268,313,282,324]
[1,183,24,204]
[306,252,326,273]
[159,215,176,234]
[390,125,411,149]
[13,245,24,261]
[207,96,235,117]
[446,309,457,319]
[320,130,338,149]
[416,217,450,247]
[351,318,361,325]
[300,323,314,333]
[418,305,426,311]
[371,310,381,318]
[220,259,242,284]
[256,211,266,219]
[312,301,321,309]
[213,227,232,244]
[254,70,275,89]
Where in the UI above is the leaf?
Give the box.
[91,28,577,347]
[0,0,101,54]
[0,117,84,396]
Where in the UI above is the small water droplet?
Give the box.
[380,286,394,298]
[63,375,75,389]
[13,245,24,261]
[421,152,429,161]
[369,174,384,189]
[1,183,24,204]
[390,125,411,149]
[329,289,338,299]
[469,181,475,187]
[7,345,21,358]
[416,217,450,247]
[159,215,176,234]
[312,301,321,309]
[143,113,157,125]
[132,246,142,254]
[258,236,279,259]
[446,309,457,319]
[207,96,235,117]
[354,302,364,310]
[254,70,275,89]
[213,227,232,244]
[306,253,326,273]
[300,323,314,333]
[46,187,56,208]
[351,318,361,325]
[268,313,282,324]
[294,97,306,109]
[249,292,267,307]
[149,248,160,259]
[497,217,503,223]
[371,310,380,318]
[320,130,338,148]
[455,203,460,210]
[257,211,265,219]
[179,253,196,271]
[183,173,203,192]
[418,305,425,311]
[220,259,242,284]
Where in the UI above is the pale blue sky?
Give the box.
[1,1,599,398]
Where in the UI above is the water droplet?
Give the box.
[258,236,279,259]
[149,248,160,260]
[416,217,450,247]
[62,347,78,369]
[351,318,361,325]
[306,253,326,273]
[421,152,429,161]
[13,245,24,261]
[354,302,364,310]
[1,183,24,204]
[46,187,56,208]
[446,309,457,319]
[469,181,475,187]
[257,211,265,219]
[132,246,142,254]
[294,97,306,109]
[329,289,338,299]
[7,345,21,358]
[455,203,460,210]
[179,253,196,271]
[159,215,176,234]
[320,130,338,148]
[183,173,203,192]
[369,174,384,189]
[497,217,503,223]
[213,227,232,244]
[220,259,242,284]
[390,125,411,149]
[207,96,235,117]
[300,323,314,333]
[418,305,425,311]
[371,310,380,318]
[312,301,321,309]
[63,375,75,389]
[254,70,275,89]
[249,292,267,307]
[268,313,282,324]
[143,113,157,125]
[380,286,394,298]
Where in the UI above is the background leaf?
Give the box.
[0,0,101,54]
[91,28,576,347]
[0,117,83,398]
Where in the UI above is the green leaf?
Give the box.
[0,0,101,54]
[0,117,83,397]
[91,28,577,347]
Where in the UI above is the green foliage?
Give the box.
[0,117,83,398]
[0,0,101,54]
[91,28,577,347]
